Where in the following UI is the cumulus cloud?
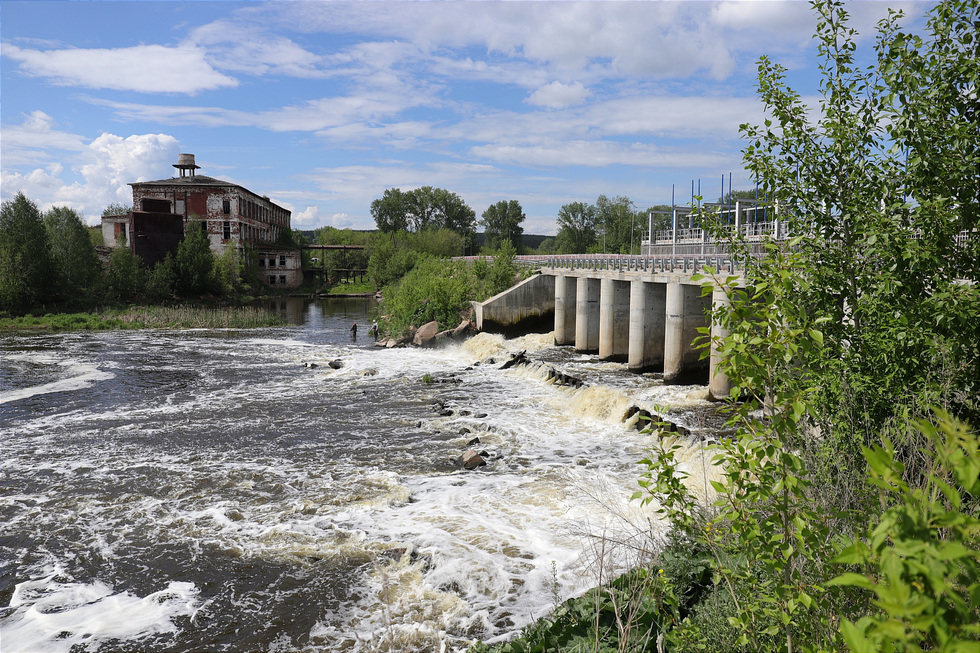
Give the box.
[1,131,180,224]
[2,43,237,94]
[526,81,592,109]
[290,205,320,227]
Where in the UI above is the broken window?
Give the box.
[259,258,265,267]
[279,255,286,266]
[223,221,231,240]
[223,200,230,215]
[279,275,286,285]
[269,276,276,285]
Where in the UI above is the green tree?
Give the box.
[479,200,525,253]
[555,201,598,253]
[370,187,476,250]
[105,245,146,303]
[43,206,101,307]
[371,188,410,233]
[595,195,640,254]
[0,193,56,313]
[174,221,214,296]
[637,2,980,652]
[102,202,132,217]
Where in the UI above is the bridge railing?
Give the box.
[526,253,740,275]
[644,220,976,248]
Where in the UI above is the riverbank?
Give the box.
[0,304,287,331]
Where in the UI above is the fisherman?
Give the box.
[371,320,379,340]
[350,322,357,339]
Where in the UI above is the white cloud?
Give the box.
[0,110,87,165]
[526,81,591,109]
[2,43,237,94]
[1,131,180,224]
[291,205,320,227]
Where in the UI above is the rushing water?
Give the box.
[0,298,721,653]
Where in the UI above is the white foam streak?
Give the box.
[0,361,114,404]
[3,568,199,653]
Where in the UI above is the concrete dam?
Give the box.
[472,254,738,401]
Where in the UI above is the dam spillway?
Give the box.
[473,255,739,401]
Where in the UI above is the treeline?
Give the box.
[0,193,258,316]
[473,1,980,652]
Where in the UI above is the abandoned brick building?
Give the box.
[102,153,302,289]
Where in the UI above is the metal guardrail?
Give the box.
[519,253,740,275]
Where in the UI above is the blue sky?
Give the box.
[1,0,931,234]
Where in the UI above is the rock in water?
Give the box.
[458,449,486,470]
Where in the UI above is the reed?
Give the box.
[0,305,286,331]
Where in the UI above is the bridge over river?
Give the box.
[473,252,741,401]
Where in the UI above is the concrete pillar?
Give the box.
[627,281,666,372]
[664,282,711,384]
[575,277,600,352]
[708,285,732,401]
[599,279,630,361]
[554,275,577,345]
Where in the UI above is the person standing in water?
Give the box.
[350,322,357,340]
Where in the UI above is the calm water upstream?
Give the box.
[0,298,719,652]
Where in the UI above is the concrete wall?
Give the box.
[473,272,555,333]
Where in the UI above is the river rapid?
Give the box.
[0,297,720,653]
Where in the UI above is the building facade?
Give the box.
[102,154,302,289]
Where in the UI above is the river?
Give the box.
[0,297,720,652]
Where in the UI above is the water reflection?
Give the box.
[265,296,379,328]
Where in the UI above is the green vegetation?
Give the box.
[371,186,477,252]
[0,305,286,331]
[554,195,645,254]
[0,195,278,318]
[472,1,979,651]
[378,241,519,335]
[480,200,526,253]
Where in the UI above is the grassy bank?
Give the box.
[0,305,287,331]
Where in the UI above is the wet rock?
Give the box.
[453,320,475,338]
[328,359,344,369]
[466,437,481,446]
[413,321,439,347]
[474,412,488,419]
[362,368,378,376]
[458,449,487,470]
[303,362,319,368]
[499,350,528,369]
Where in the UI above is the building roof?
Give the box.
[129,174,238,189]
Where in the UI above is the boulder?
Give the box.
[328,359,344,369]
[452,320,475,338]
[500,350,528,370]
[413,321,439,347]
[458,449,487,470]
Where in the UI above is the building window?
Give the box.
[267,258,275,267]
[223,221,231,240]
[259,258,265,267]
[279,255,286,266]
[279,275,286,285]
[223,200,230,215]
[269,276,276,285]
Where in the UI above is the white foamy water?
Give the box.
[0,299,721,652]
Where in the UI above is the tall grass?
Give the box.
[0,305,286,331]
